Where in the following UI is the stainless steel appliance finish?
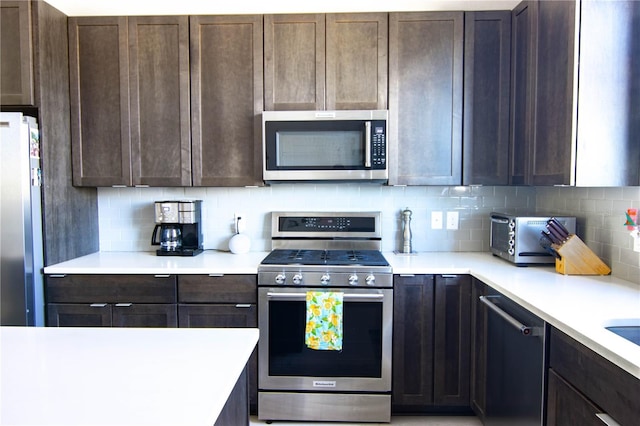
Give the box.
[262,110,388,183]
[151,200,203,256]
[481,289,546,425]
[258,212,392,423]
[490,212,576,265]
[0,113,44,326]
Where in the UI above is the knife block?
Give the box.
[554,235,611,275]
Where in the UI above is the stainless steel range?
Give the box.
[258,212,393,423]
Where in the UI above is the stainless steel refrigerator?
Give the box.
[1,112,45,326]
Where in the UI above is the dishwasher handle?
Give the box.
[480,295,542,336]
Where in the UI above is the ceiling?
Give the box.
[44,0,520,16]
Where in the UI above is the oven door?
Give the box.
[258,287,392,393]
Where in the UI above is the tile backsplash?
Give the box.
[97,184,639,283]
[536,186,640,284]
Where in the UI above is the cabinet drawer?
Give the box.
[549,328,640,426]
[178,275,257,303]
[46,274,177,303]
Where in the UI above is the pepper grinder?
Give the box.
[402,207,412,254]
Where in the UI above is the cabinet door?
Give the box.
[112,303,177,327]
[433,275,471,406]
[325,13,388,110]
[47,303,112,327]
[0,0,33,105]
[389,12,464,185]
[129,16,191,186]
[530,0,576,185]
[463,11,511,186]
[470,278,487,420]
[178,274,256,304]
[69,17,131,187]
[190,15,263,187]
[392,274,435,411]
[509,1,535,185]
[547,369,603,426]
[264,14,325,111]
[46,274,177,304]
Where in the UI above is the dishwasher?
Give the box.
[480,288,546,426]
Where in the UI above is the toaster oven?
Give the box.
[490,212,576,265]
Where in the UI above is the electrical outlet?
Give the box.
[431,211,443,229]
[446,211,459,230]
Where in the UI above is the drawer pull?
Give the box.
[154,274,171,278]
[235,304,252,308]
[441,274,458,278]
[399,274,415,277]
[90,303,107,308]
[596,413,621,426]
[115,303,132,307]
[209,274,224,277]
[49,274,66,278]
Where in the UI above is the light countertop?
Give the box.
[44,250,640,380]
[0,326,258,426]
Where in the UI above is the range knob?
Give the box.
[365,274,376,286]
[508,248,515,255]
[348,274,359,286]
[275,273,286,285]
[320,274,331,285]
[292,274,303,285]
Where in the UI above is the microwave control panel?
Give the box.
[371,122,386,168]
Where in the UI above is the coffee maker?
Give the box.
[151,200,203,256]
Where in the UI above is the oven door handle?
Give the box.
[267,292,384,301]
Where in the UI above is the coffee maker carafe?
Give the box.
[151,200,203,256]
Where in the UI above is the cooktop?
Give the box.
[260,249,390,267]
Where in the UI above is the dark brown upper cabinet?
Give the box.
[388,12,464,186]
[69,17,131,187]
[190,15,264,187]
[510,0,640,186]
[0,0,34,105]
[264,13,387,111]
[129,16,191,187]
[69,16,191,187]
[463,11,512,185]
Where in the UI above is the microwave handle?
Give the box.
[365,121,372,168]
[491,216,509,224]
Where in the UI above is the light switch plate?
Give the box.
[446,211,459,230]
[431,211,443,229]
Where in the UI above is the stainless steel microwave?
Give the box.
[262,110,388,183]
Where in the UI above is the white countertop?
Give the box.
[44,250,640,380]
[0,326,259,426]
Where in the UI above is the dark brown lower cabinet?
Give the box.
[469,278,487,421]
[392,274,471,413]
[547,327,640,426]
[45,274,178,327]
[48,303,177,327]
[177,274,258,416]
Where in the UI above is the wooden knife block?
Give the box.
[554,235,611,275]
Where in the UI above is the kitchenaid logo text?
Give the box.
[313,381,336,388]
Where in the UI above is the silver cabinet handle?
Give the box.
[154,274,171,278]
[596,413,621,426]
[90,303,107,308]
[441,274,458,278]
[235,304,252,308]
[399,274,415,277]
[479,295,542,336]
[115,303,132,307]
[267,292,384,301]
[208,274,224,277]
[49,274,67,278]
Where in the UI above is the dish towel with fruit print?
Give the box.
[305,291,343,351]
